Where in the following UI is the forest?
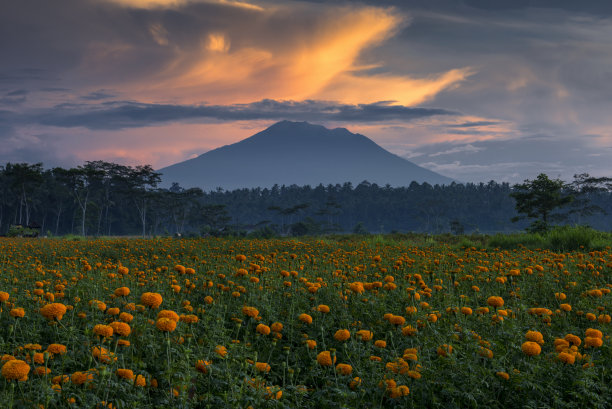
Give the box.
[1,161,611,237]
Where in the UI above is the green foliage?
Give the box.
[510,173,574,232]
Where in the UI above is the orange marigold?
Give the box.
[334,329,351,342]
[1,359,30,381]
[195,360,211,374]
[336,363,353,375]
[356,330,373,341]
[157,310,179,322]
[156,318,177,332]
[255,362,271,373]
[110,321,131,337]
[299,313,313,324]
[10,308,25,318]
[116,369,134,380]
[140,292,163,309]
[93,324,114,338]
[486,296,504,308]
[316,351,336,367]
[525,331,545,345]
[40,303,67,321]
[256,324,271,335]
[521,341,541,356]
[46,344,67,355]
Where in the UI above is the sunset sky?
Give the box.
[1,0,611,183]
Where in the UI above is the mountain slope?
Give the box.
[158,121,453,190]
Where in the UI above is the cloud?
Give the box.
[23,99,457,130]
[409,136,612,182]
[428,144,483,157]
[1,0,470,107]
[80,90,116,100]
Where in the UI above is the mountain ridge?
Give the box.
[158,121,454,190]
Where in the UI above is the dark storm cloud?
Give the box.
[25,100,456,130]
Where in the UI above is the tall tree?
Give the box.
[126,165,161,237]
[510,173,574,232]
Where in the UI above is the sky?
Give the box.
[1,0,612,183]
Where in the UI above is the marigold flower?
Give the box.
[215,345,228,358]
[116,313,133,324]
[402,326,418,336]
[93,324,114,338]
[356,330,373,341]
[116,369,134,380]
[255,362,271,373]
[40,303,67,321]
[156,317,177,332]
[114,287,130,297]
[34,366,51,376]
[584,337,603,348]
[134,374,146,386]
[585,328,603,339]
[349,282,364,294]
[306,340,317,349]
[140,292,162,309]
[46,344,67,355]
[92,346,116,363]
[336,363,353,375]
[106,307,120,316]
[525,331,544,345]
[0,292,9,303]
[389,385,410,398]
[10,307,25,318]
[486,296,504,308]
[460,307,472,315]
[32,353,45,364]
[1,359,30,381]
[521,341,541,356]
[496,371,510,380]
[110,321,131,337]
[271,322,283,332]
[560,303,572,312]
[389,315,405,326]
[349,377,362,390]
[195,360,211,374]
[180,314,198,324]
[374,340,387,348]
[316,351,336,367]
[437,344,453,357]
[157,310,179,322]
[557,352,575,364]
[299,313,313,324]
[317,304,330,313]
[334,329,350,341]
[256,324,271,335]
[242,306,259,318]
[71,371,94,385]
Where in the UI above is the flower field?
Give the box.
[0,237,610,408]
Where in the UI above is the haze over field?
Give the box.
[2,0,612,182]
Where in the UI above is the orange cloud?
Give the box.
[99,4,471,107]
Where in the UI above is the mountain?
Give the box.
[158,121,454,190]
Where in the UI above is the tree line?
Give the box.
[1,161,610,237]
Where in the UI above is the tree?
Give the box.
[510,173,573,232]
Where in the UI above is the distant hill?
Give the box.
[158,121,453,190]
